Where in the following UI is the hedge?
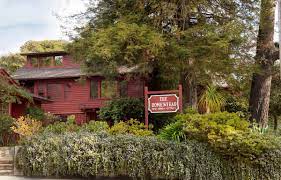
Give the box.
[16,132,281,180]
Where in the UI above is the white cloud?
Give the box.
[0,0,86,55]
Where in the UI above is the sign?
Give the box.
[148,94,179,113]
[144,85,183,129]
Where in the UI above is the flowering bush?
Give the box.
[16,132,281,179]
[11,116,42,139]
[109,119,153,136]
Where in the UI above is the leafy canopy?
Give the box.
[68,0,257,90]
[20,40,68,53]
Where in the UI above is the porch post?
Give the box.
[144,86,149,129]
[179,84,183,113]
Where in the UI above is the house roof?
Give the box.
[0,68,19,86]
[20,51,68,56]
[13,68,82,80]
[13,66,139,80]
[32,94,53,102]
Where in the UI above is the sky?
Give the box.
[0,0,86,55]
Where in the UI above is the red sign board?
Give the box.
[148,94,179,113]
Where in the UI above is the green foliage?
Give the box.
[270,76,281,117]
[198,85,225,113]
[68,0,257,93]
[158,120,186,142]
[98,98,144,123]
[224,95,248,118]
[82,121,109,133]
[0,115,15,145]
[0,115,15,134]
[109,119,153,136]
[0,76,32,104]
[42,115,80,134]
[69,21,165,76]
[16,132,281,179]
[149,113,176,132]
[20,40,68,53]
[26,107,45,121]
[0,53,25,73]
[159,112,281,159]
[42,116,150,136]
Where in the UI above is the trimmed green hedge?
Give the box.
[16,132,281,179]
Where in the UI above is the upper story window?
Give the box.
[90,80,99,99]
[47,83,62,100]
[101,80,118,98]
[55,56,63,66]
[119,81,128,97]
[64,83,72,100]
[38,83,45,97]
[29,55,64,68]
[90,79,119,99]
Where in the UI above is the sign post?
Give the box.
[144,85,183,129]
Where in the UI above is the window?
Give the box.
[101,80,117,98]
[29,56,64,67]
[90,80,99,99]
[42,57,52,66]
[30,57,39,67]
[38,83,45,97]
[119,81,128,97]
[55,56,63,66]
[129,81,144,97]
[0,102,8,115]
[47,84,62,100]
[64,83,72,100]
[23,81,34,94]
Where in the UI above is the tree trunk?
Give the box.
[249,0,276,128]
[187,78,198,109]
[181,74,198,110]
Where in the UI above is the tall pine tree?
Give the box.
[68,0,257,108]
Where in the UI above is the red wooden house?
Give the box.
[13,51,145,124]
[0,68,51,118]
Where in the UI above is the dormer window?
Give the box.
[55,56,63,66]
[29,55,64,67]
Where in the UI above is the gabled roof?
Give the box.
[0,68,19,86]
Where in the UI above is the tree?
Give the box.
[0,54,25,73]
[0,76,31,104]
[20,40,68,53]
[68,0,257,108]
[249,0,279,128]
[0,40,69,73]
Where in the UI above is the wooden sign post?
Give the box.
[144,85,183,129]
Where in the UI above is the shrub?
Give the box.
[16,132,281,179]
[159,112,281,159]
[99,98,144,123]
[26,107,45,121]
[158,120,186,142]
[81,121,109,133]
[224,95,248,118]
[0,115,15,145]
[11,116,42,139]
[42,115,80,134]
[109,119,153,136]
